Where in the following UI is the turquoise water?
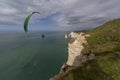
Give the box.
[0,32,68,80]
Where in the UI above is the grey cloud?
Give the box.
[0,0,120,30]
[54,0,120,30]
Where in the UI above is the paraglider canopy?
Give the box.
[24,12,46,38]
[24,12,40,32]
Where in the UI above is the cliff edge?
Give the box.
[50,18,120,80]
[66,32,93,66]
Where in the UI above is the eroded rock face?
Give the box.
[66,32,90,66]
[50,32,93,80]
[50,19,120,80]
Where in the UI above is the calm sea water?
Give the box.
[0,31,68,80]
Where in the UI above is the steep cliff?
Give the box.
[50,18,120,80]
[66,32,93,66]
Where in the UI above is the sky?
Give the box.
[0,0,120,31]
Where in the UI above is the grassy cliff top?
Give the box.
[54,18,120,80]
[82,18,120,55]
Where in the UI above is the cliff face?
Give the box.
[50,32,95,80]
[50,19,120,80]
[66,32,94,66]
[67,32,87,66]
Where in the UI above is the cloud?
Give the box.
[0,0,120,30]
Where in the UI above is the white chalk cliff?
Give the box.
[66,32,94,66]
[50,32,95,80]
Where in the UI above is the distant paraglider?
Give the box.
[42,34,45,38]
[24,12,45,38]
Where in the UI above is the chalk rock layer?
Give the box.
[66,32,90,66]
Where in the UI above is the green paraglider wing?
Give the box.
[24,12,40,32]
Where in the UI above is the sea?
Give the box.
[0,31,68,80]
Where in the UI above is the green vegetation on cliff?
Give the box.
[82,18,120,54]
[54,18,120,80]
[54,52,120,80]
